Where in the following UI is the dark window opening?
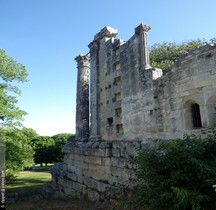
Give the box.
[191,103,202,128]
[115,108,122,117]
[114,76,121,86]
[107,118,113,126]
[116,124,124,133]
[115,92,121,101]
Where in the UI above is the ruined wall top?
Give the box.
[93,26,118,41]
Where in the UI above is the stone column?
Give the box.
[75,55,90,141]
[135,23,151,70]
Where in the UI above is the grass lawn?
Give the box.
[6,166,52,199]
[6,166,97,210]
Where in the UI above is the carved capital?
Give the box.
[135,23,151,35]
[75,54,90,69]
[75,54,89,62]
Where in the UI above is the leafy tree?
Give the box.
[0,49,28,128]
[31,136,56,166]
[130,128,216,210]
[21,127,39,140]
[5,128,34,182]
[0,49,30,181]
[52,133,75,161]
[149,39,204,72]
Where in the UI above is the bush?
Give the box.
[130,128,216,210]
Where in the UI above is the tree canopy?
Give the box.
[0,49,28,128]
[149,38,216,72]
[52,133,75,161]
[5,128,35,182]
[31,136,56,167]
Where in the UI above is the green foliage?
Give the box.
[130,128,216,210]
[0,49,28,127]
[31,136,56,166]
[149,39,204,72]
[30,133,75,166]
[21,127,39,140]
[52,133,75,161]
[5,128,35,183]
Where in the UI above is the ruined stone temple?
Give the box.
[49,23,216,201]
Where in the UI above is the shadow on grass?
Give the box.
[11,176,50,186]
[7,184,47,199]
[6,168,52,200]
[31,165,53,172]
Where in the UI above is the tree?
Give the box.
[0,49,29,182]
[0,48,28,128]
[21,127,39,140]
[149,39,204,72]
[130,128,216,210]
[5,128,34,182]
[31,136,56,166]
[52,133,75,161]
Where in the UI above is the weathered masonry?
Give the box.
[48,23,216,201]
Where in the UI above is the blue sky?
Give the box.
[0,0,215,136]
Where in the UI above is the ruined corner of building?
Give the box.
[44,23,216,203]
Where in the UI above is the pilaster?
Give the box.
[88,27,118,141]
[88,40,101,141]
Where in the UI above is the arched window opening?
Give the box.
[191,103,202,128]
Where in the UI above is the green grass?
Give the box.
[6,166,51,199]
[6,166,97,210]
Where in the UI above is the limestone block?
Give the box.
[83,169,110,181]
[110,166,131,181]
[111,157,128,168]
[88,164,110,175]
[211,74,216,85]
[83,148,111,157]
[179,91,190,97]
[83,176,110,192]
[88,190,100,202]
[73,159,88,169]
[78,175,84,184]
[66,172,78,182]
[178,81,194,92]
[84,155,102,165]
[68,153,75,159]
[101,157,111,166]
[68,165,82,175]
[111,148,121,157]
[62,163,67,171]
[125,142,138,156]
[193,73,211,88]
[73,154,85,161]
[71,181,87,194]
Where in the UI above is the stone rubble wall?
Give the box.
[50,140,152,201]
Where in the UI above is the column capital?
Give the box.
[75,54,90,62]
[135,23,151,35]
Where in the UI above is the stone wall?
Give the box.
[50,140,153,201]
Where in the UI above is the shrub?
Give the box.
[130,128,216,210]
